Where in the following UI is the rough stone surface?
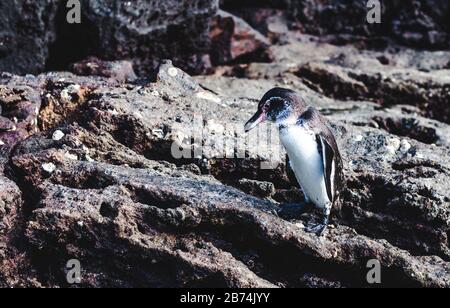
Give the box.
[0,78,42,156]
[0,53,447,287]
[0,0,219,75]
[0,5,449,288]
[222,0,450,50]
[71,57,137,83]
[0,0,58,75]
[209,10,272,66]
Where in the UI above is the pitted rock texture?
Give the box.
[0,0,219,75]
[0,51,448,287]
[209,10,272,66]
[0,0,58,75]
[0,7,449,287]
[223,0,450,49]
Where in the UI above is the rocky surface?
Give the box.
[224,0,450,49]
[0,0,218,75]
[209,10,272,66]
[0,3,449,288]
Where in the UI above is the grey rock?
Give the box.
[238,178,276,199]
[0,25,449,288]
[0,0,219,75]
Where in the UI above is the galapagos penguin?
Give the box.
[244,87,343,236]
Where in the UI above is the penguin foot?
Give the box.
[305,223,328,236]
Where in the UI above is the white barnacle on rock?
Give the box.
[52,130,65,141]
[168,67,178,77]
[400,139,411,152]
[42,162,56,174]
[85,154,94,162]
[354,134,363,142]
[60,89,71,101]
[60,84,81,102]
[0,139,4,146]
[64,152,78,161]
[196,91,222,103]
[385,137,401,155]
[385,146,396,155]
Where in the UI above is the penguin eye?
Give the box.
[270,98,284,110]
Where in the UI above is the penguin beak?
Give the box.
[244,111,266,132]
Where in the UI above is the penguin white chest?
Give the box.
[280,125,331,208]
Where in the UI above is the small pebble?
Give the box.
[400,139,411,152]
[42,163,56,174]
[64,152,78,161]
[388,138,401,150]
[385,137,400,155]
[60,89,71,101]
[168,67,178,77]
[354,135,363,142]
[52,130,65,141]
[385,146,397,155]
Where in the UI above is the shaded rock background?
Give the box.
[222,0,450,49]
[0,0,219,75]
[0,1,449,288]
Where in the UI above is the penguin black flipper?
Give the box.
[316,134,335,203]
[285,154,299,187]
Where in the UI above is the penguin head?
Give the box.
[245,88,306,132]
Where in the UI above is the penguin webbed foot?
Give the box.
[305,213,330,237]
[305,223,328,236]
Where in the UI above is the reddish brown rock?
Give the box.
[71,57,137,83]
[209,11,273,66]
[0,176,26,287]
[0,84,41,154]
